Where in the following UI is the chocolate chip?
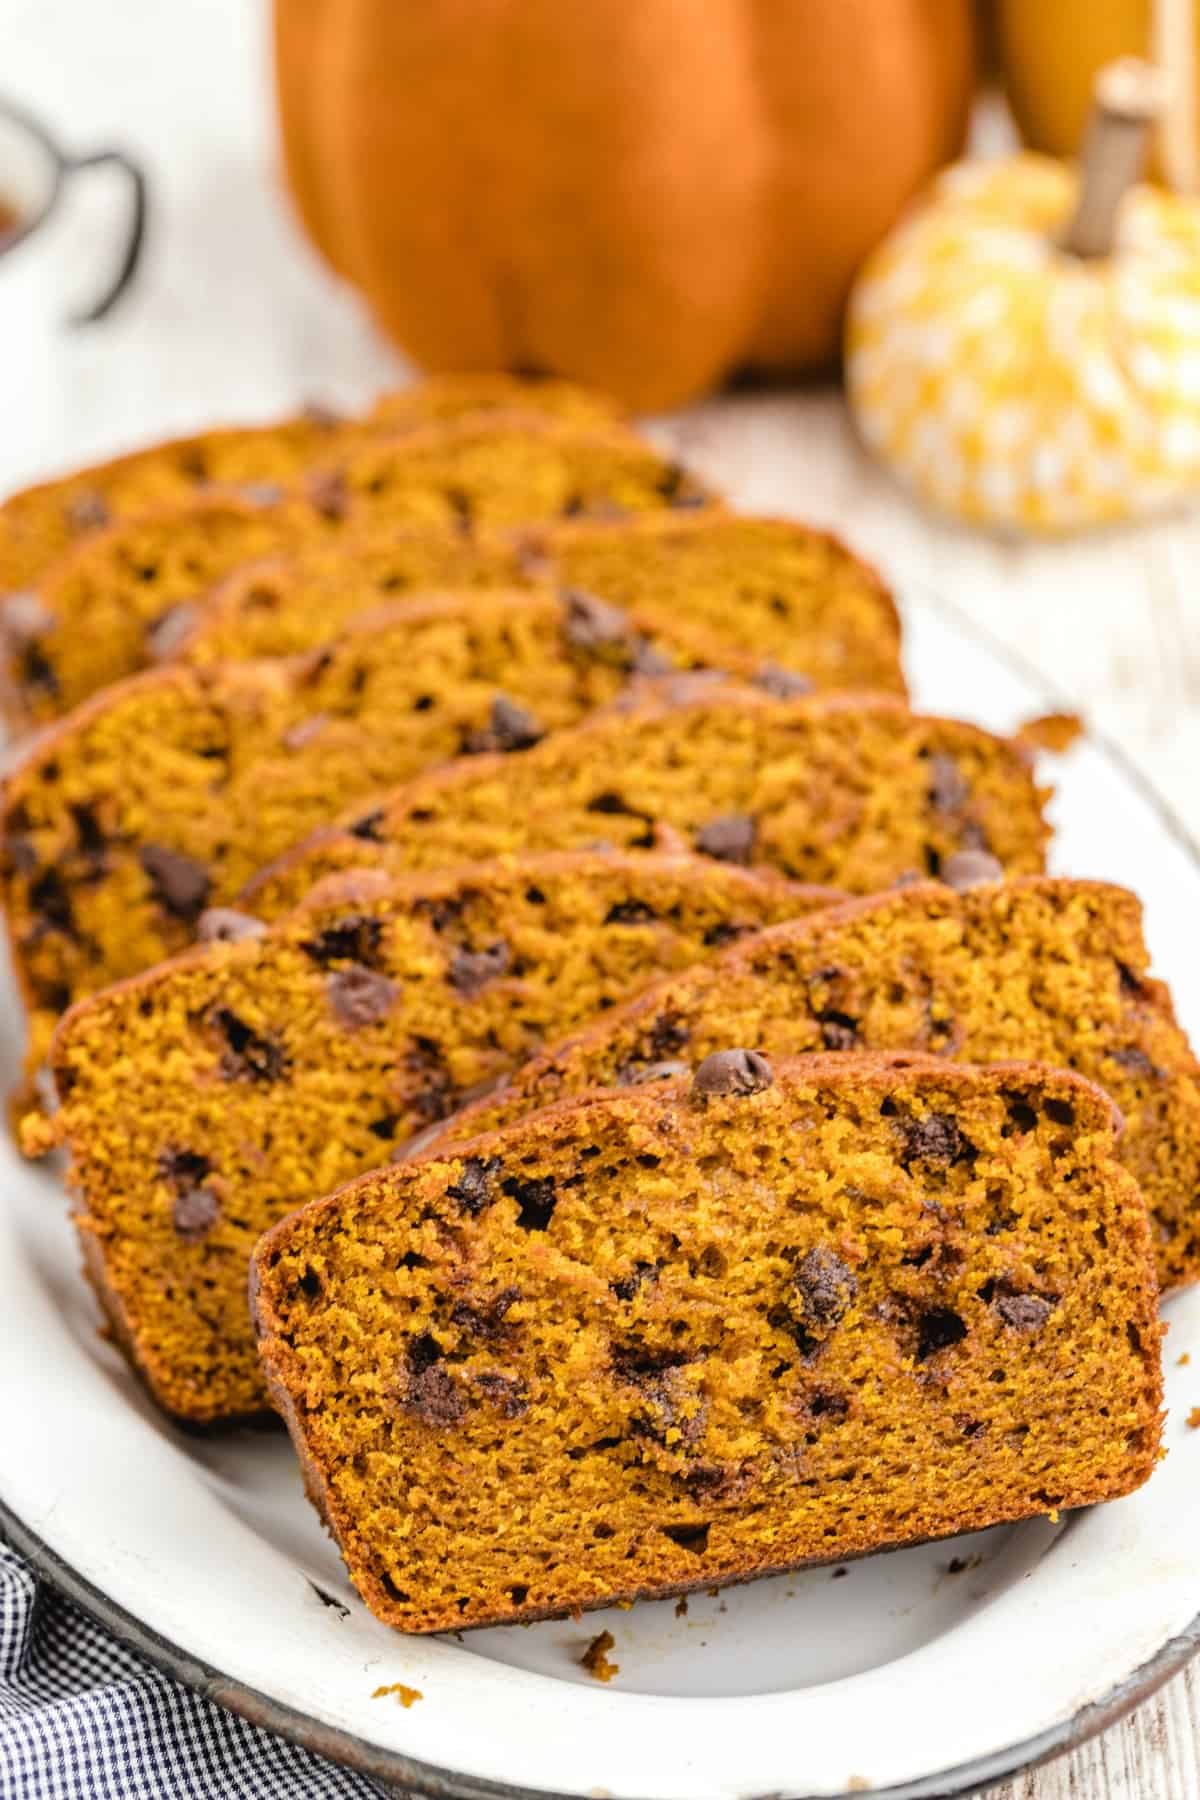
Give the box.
[213,1009,288,1082]
[604,899,657,925]
[941,849,1004,892]
[756,662,815,700]
[695,814,755,866]
[28,867,74,936]
[145,603,201,661]
[472,1371,529,1418]
[647,1012,691,1059]
[307,468,349,520]
[139,844,211,921]
[448,941,511,996]
[625,1366,707,1451]
[587,791,638,816]
[281,713,330,751]
[793,1247,858,1328]
[327,964,398,1028]
[504,1175,557,1231]
[818,1011,859,1051]
[656,463,707,509]
[236,481,285,507]
[1118,961,1147,999]
[18,640,58,697]
[561,590,631,654]
[916,1306,968,1359]
[451,1285,521,1340]
[995,1293,1054,1333]
[902,1112,972,1168]
[1112,1046,1161,1078]
[159,1147,212,1189]
[65,491,111,533]
[618,1060,690,1086]
[197,907,267,945]
[692,1049,773,1096]
[302,913,384,968]
[446,1156,502,1215]
[350,808,385,841]
[172,1185,221,1241]
[611,1261,659,1300]
[928,752,970,815]
[399,1335,465,1427]
[464,694,544,755]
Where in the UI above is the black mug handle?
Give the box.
[61,148,147,325]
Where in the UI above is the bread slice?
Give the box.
[0,416,715,729]
[42,851,835,1424]
[0,374,622,592]
[251,1054,1163,1633]
[441,878,1200,1290]
[175,511,905,700]
[0,594,753,1095]
[532,512,904,693]
[244,686,1051,923]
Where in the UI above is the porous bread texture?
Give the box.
[0,373,624,592]
[176,535,532,666]
[441,878,1200,1291]
[251,1055,1163,1633]
[530,512,905,694]
[176,511,905,699]
[0,496,315,730]
[44,851,835,1423]
[0,408,354,595]
[245,687,1051,921]
[310,412,714,533]
[1,592,755,1094]
[0,414,714,730]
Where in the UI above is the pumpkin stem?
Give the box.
[1061,58,1165,259]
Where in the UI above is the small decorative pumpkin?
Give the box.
[273,0,974,411]
[846,59,1200,532]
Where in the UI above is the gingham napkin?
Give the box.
[0,1544,381,1799]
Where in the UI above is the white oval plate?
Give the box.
[2,587,1200,1800]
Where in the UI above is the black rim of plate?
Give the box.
[4,578,1200,1800]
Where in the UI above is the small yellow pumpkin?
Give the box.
[846,60,1200,532]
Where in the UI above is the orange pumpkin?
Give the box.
[273,0,976,410]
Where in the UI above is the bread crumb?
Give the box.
[1016,711,1084,754]
[581,1630,619,1683]
[373,1682,423,1708]
[1179,1353,1191,1366]
[674,1596,689,1618]
[1186,1407,1200,1429]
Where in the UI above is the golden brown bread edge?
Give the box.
[250,1052,1162,1632]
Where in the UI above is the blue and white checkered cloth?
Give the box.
[0,1544,380,1799]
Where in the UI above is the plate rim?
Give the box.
[6,581,1200,1800]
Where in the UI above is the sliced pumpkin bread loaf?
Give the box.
[440,877,1200,1290]
[245,686,1051,922]
[1,508,530,730]
[0,374,622,593]
[174,512,905,699]
[0,416,715,729]
[1,593,753,1093]
[251,1055,1163,1632]
[41,851,835,1423]
[530,512,904,693]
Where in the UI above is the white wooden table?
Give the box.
[4,1,1199,1793]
